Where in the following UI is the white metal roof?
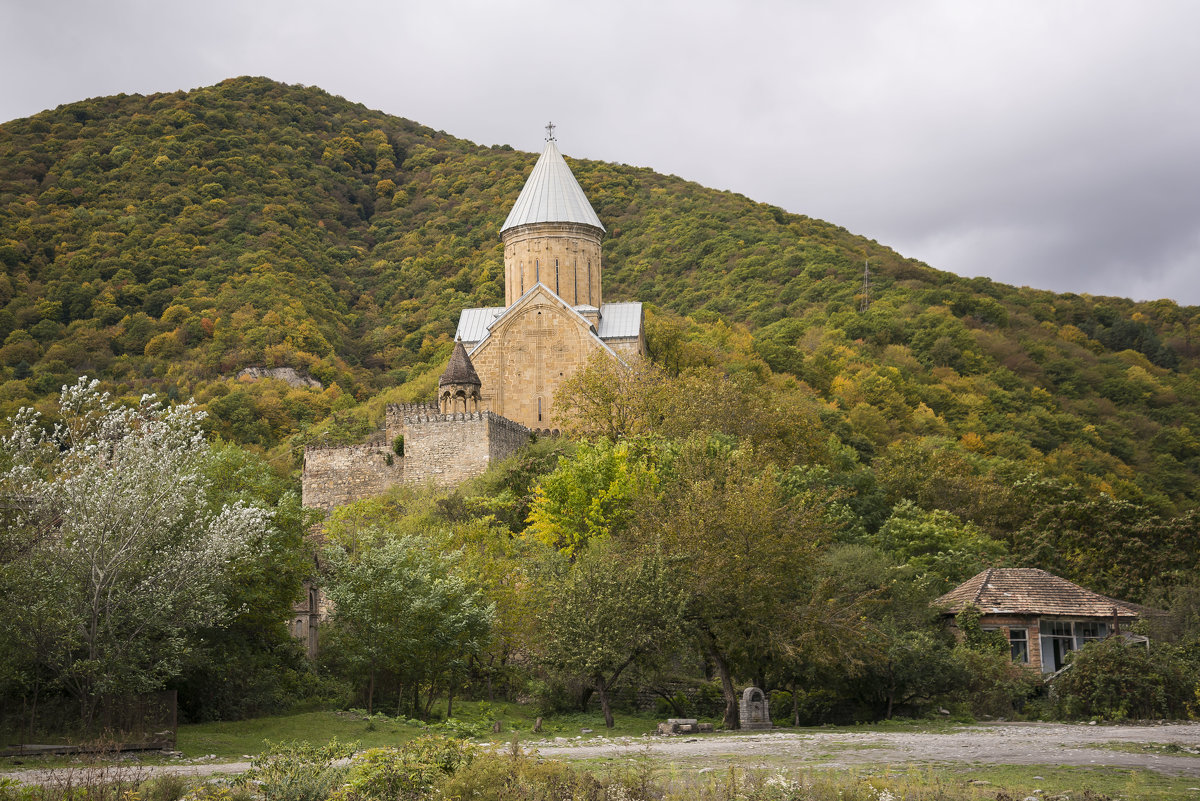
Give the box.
[596,302,643,340]
[500,141,605,234]
[455,306,504,343]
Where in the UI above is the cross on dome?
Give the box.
[545,121,556,141]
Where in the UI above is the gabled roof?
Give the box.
[455,300,643,344]
[500,140,604,234]
[456,306,505,344]
[439,341,481,387]
[461,283,625,365]
[935,568,1141,619]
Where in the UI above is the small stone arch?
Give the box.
[739,686,771,730]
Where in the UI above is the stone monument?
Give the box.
[738,686,771,730]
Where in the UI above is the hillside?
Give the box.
[1,76,1199,522]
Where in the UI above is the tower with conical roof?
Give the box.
[438,340,482,413]
[499,128,605,309]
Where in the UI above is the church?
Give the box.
[453,128,645,432]
[300,129,642,515]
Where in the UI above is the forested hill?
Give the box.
[2,76,1199,519]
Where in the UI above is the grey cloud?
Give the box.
[2,0,1197,304]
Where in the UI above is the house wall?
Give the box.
[470,291,611,431]
[974,614,1043,672]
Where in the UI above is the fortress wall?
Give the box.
[404,412,494,486]
[384,402,438,445]
[302,443,403,512]
[488,413,531,463]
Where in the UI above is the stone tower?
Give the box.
[438,340,482,414]
[500,138,605,309]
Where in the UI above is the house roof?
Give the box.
[439,341,481,387]
[935,568,1141,619]
[500,140,605,234]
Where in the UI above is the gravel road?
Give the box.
[7,722,1200,785]
[529,722,1200,777]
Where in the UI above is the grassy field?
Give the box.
[176,702,673,760]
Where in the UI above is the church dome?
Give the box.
[500,140,604,234]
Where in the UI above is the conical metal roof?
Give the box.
[500,140,604,234]
[439,341,481,387]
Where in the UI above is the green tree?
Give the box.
[632,437,829,728]
[323,535,493,716]
[525,438,659,557]
[539,541,686,728]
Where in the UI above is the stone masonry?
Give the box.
[301,402,530,511]
[301,439,401,513]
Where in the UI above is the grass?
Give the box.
[177,703,676,761]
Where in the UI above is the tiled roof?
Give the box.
[935,568,1141,618]
[500,141,604,234]
[439,341,481,386]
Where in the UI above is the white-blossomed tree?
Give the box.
[0,378,270,725]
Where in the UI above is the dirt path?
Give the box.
[529,722,1200,777]
[8,722,1200,785]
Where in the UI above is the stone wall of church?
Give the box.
[469,292,609,431]
[503,222,602,307]
[302,442,402,512]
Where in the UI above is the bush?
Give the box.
[332,737,474,801]
[238,739,357,801]
[1054,637,1199,720]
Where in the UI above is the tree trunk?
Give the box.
[366,671,375,715]
[447,684,454,719]
[650,687,686,717]
[596,680,615,729]
[579,686,594,713]
[423,682,437,717]
[885,663,895,720]
[791,678,800,727]
[705,636,739,729]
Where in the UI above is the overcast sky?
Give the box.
[3,0,1198,305]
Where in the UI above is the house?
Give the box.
[935,568,1145,674]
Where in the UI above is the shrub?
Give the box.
[238,739,357,801]
[332,736,474,801]
[1054,637,1199,720]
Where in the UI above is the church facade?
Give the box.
[300,132,640,512]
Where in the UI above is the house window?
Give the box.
[1008,628,1029,663]
[1040,619,1075,672]
[1074,621,1108,648]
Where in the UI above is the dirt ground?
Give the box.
[529,721,1200,777]
[8,721,1200,785]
